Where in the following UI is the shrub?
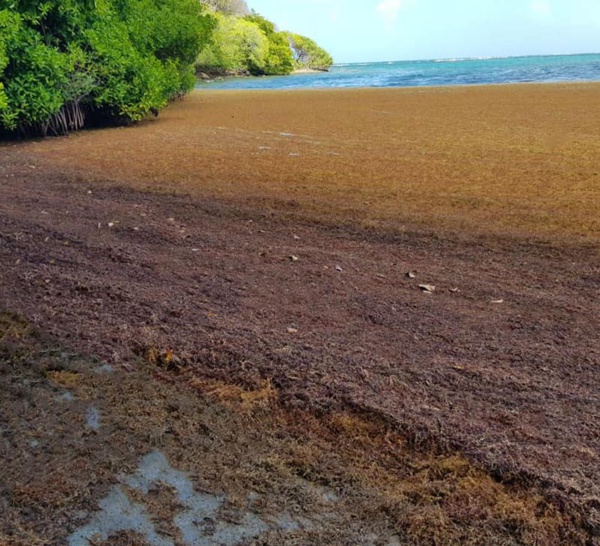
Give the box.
[0,0,213,136]
[197,12,268,74]
[244,13,294,76]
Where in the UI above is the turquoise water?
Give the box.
[197,53,600,90]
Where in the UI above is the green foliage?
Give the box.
[197,12,268,74]
[0,0,213,136]
[285,32,333,71]
[85,13,165,121]
[86,0,212,121]
[196,9,331,78]
[0,10,19,112]
[244,13,293,75]
[0,10,69,131]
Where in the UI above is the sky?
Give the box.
[247,0,600,63]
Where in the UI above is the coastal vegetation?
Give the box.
[0,0,212,136]
[0,0,333,136]
[285,32,334,72]
[196,2,333,76]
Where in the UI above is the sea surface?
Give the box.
[196,53,600,90]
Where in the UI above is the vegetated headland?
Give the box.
[0,0,332,138]
[1,82,599,544]
[195,0,333,79]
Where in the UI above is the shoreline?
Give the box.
[196,77,600,92]
[196,66,329,83]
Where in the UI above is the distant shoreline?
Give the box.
[292,68,330,74]
[196,67,329,83]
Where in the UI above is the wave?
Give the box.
[433,55,513,63]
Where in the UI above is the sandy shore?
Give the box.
[23,82,600,244]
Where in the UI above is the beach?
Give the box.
[1,82,600,544]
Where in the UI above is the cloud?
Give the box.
[530,0,552,18]
[376,0,413,25]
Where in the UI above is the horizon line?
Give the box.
[333,51,600,66]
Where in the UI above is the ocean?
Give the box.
[196,53,600,90]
